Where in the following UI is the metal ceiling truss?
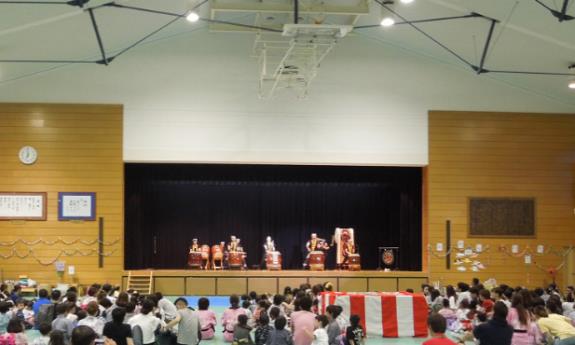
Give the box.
[369,0,575,77]
[0,0,573,80]
[534,0,574,22]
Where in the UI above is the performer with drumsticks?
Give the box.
[263,236,282,270]
[190,238,200,252]
[304,233,330,270]
[187,238,203,269]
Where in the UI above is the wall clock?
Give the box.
[19,146,38,165]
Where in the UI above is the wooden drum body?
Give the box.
[187,251,202,269]
[211,245,223,270]
[309,251,325,271]
[200,245,210,269]
[228,252,244,269]
[265,251,282,270]
[347,253,361,271]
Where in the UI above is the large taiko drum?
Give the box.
[348,253,361,271]
[201,245,210,260]
[187,251,202,269]
[266,251,282,270]
[228,252,244,269]
[309,251,325,271]
[211,245,223,261]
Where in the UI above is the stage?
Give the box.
[121,270,428,296]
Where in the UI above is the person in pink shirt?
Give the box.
[506,295,540,345]
[290,296,316,345]
[197,297,216,340]
[222,295,246,343]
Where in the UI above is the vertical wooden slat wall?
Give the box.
[428,111,575,288]
[0,103,123,285]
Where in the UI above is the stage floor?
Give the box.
[123,269,429,296]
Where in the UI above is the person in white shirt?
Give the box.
[456,282,471,306]
[154,293,178,322]
[128,299,163,345]
[305,315,329,345]
[78,302,105,337]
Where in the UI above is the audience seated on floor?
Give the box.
[0,279,575,345]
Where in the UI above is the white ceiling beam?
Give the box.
[211,0,370,16]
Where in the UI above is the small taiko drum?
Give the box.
[348,253,361,271]
[201,245,210,260]
[187,251,202,269]
[228,252,244,269]
[266,251,282,270]
[211,245,223,261]
[309,251,325,271]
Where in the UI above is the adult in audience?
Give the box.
[222,295,246,343]
[52,302,75,342]
[33,290,51,317]
[422,314,456,345]
[104,308,133,345]
[325,305,341,345]
[154,293,178,323]
[165,298,201,345]
[291,296,315,345]
[535,303,575,345]
[48,330,66,345]
[473,302,513,345]
[78,301,106,336]
[197,298,216,340]
[72,326,117,345]
[127,299,163,345]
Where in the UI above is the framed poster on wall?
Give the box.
[0,192,47,220]
[58,192,96,221]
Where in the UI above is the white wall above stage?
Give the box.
[0,29,573,166]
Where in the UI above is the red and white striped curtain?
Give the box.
[319,291,428,338]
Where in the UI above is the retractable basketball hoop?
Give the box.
[253,24,353,99]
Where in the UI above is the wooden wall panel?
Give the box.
[0,103,123,286]
[428,111,575,288]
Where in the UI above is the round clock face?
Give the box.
[19,146,38,165]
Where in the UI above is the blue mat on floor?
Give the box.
[168,296,231,308]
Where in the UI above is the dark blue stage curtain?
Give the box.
[125,164,422,271]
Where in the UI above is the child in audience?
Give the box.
[325,305,341,345]
[305,315,328,345]
[233,314,253,345]
[31,323,51,345]
[422,314,456,345]
[0,319,28,345]
[506,295,540,345]
[222,295,246,343]
[269,307,280,327]
[344,315,364,345]
[242,300,254,328]
[197,297,216,340]
[254,313,273,345]
[478,289,494,315]
[267,316,293,345]
[0,302,10,334]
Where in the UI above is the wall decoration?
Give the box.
[469,197,535,237]
[0,192,47,220]
[58,192,96,221]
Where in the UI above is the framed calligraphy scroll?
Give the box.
[0,192,47,220]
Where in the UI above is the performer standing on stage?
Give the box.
[237,238,247,269]
[264,236,275,252]
[189,238,200,252]
[340,231,356,269]
[304,233,329,269]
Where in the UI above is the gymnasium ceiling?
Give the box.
[0,0,574,105]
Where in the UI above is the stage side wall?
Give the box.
[0,103,124,286]
[428,111,575,288]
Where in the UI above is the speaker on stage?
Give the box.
[378,246,399,270]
